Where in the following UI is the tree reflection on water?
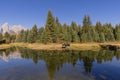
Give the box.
[0,47,119,80]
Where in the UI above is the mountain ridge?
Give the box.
[0,22,26,34]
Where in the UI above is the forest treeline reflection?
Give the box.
[0,47,120,80]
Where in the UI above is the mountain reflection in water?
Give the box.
[0,47,120,80]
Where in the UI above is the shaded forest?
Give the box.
[1,10,120,43]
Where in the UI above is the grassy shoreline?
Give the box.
[0,42,120,51]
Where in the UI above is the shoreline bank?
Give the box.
[0,43,120,51]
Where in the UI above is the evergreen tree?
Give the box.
[27,30,34,43]
[87,31,93,42]
[70,21,79,42]
[31,25,38,42]
[0,33,3,40]
[55,17,60,43]
[95,21,102,33]
[115,24,120,41]
[71,21,78,31]
[99,33,105,42]
[10,34,16,43]
[22,30,28,42]
[62,23,69,42]
[81,33,87,42]
[37,27,44,42]
[103,23,115,41]
[54,17,64,43]
[90,26,100,42]
[67,25,72,42]
[4,32,11,43]
[57,25,64,43]
[81,15,93,42]
[77,25,82,42]
[83,15,92,33]
[95,21,103,42]
[26,25,38,43]
[42,10,56,43]
[16,30,24,42]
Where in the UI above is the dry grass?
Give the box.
[11,43,62,50]
[0,44,12,49]
[70,43,100,51]
[27,43,62,50]
[10,43,101,51]
[99,42,120,47]
[1,42,120,51]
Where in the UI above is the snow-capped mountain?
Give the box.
[0,22,26,34]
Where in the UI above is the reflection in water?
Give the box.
[0,48,21,62]
[0,47,120,80]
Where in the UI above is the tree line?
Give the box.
[1,10,120,43]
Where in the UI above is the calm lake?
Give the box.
[0,47,120,80]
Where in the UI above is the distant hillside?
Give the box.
[0,23,26,34]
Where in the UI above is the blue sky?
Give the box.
[0,0,120,28]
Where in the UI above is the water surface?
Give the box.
[0,47,120,80]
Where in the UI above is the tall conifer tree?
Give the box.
[42,10,56,43]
